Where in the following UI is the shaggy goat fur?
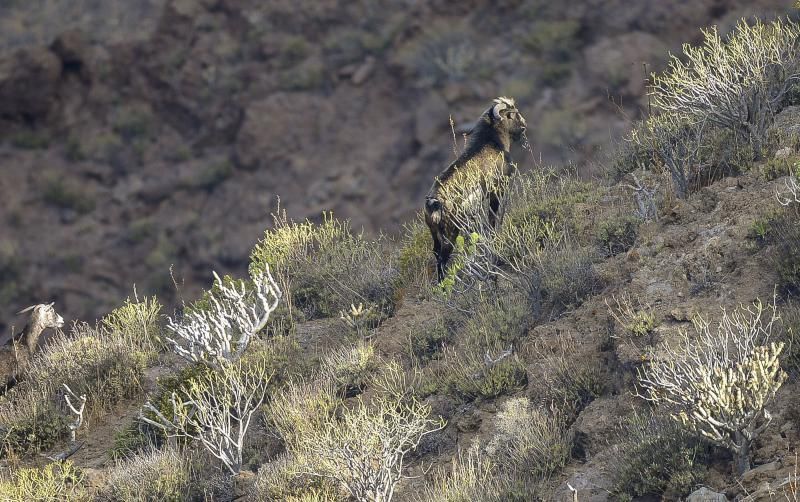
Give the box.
[424,97,527,281]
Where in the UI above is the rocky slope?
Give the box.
[0,0,790,335]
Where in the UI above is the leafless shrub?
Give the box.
[165,267,281,368]
[637,299,787,474]
[269,367,444,502]
[139,359,273,476]
[652,18,800,158]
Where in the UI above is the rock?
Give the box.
[570,397,629,458]
[0,47,62,120]
[775,147,794,160]
[686,487,728,502]
[234,93,330,171]
[770,106,800,141]
[742,460,782,484]
[351,56,376,86]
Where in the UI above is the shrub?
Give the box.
[397,21,484,86]
[651,18,800,158]
[779,300,800,375]
[523,20,581,84]
[41,171,95,214]
[250,210,397,321]
[10,130,50,150]
[611,411,710,499]
[0,401,70,456]
[596,215,639,256]
[607,293,658,339]
[762,204,800,293]
[441,347,528,402]
[26,323,152,415]
[408,317,449,363]
[0,461,87,501]
[485,398,572,479]
[269,365,444,502]
[165,268,281,368]
[535,343,606,420]
[417,446,512,502]
[140,358,273,475]
[112,104,155,141]
[396,218,434,296]
[251,454,341,502]
[319,341,380,398]
[0,313,156,456]
[276,393,444,501]
[101,294,163,351]
[535,238,602,318]
[101,447,195,502]
[637,299,787,475]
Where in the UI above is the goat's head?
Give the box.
[488,96,527,144]
[18,302,64,330]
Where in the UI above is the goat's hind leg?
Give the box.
[436,241,454,283]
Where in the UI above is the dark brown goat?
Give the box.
[424,97,527,282]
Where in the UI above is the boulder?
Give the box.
[686,487,728,502]
[0,47,62,120]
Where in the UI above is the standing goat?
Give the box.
[424,97,527,282]
[0,303,64,393]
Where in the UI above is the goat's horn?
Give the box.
[17,305,37,314]
[492,103,505,120]
[492,97,514,120]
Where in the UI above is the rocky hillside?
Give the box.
[3,7,800,502]
[0,1,790,339]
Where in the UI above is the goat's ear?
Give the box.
[17,305,37,315]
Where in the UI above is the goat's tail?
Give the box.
[425,197,443,225]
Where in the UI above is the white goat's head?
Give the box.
[17,302,65,330]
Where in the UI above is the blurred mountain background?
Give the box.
[0,0,790,333]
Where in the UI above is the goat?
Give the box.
[424,97,527,282]
[0,303,64,394]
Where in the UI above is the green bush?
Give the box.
[10,130,50,150]
[0,402,70,456]
[485,398,572,479]
[523,20,581,84]
[1,315,156,456]
[26,324,152,415]
[462,294,530,350]
[441,349,528,402]
[597,215,638,256]
[41,171,95,214]
[250,211,398,321]
[611,412,709,500]
[396,218,434,296]
[101,448,196,502]
[417,446,513,502]
[408,317,449,362]
[252,454,341,502]
[101,294,163,351]
[0,462,87,501]
[397,21,485,86]
[319,341,380,398]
